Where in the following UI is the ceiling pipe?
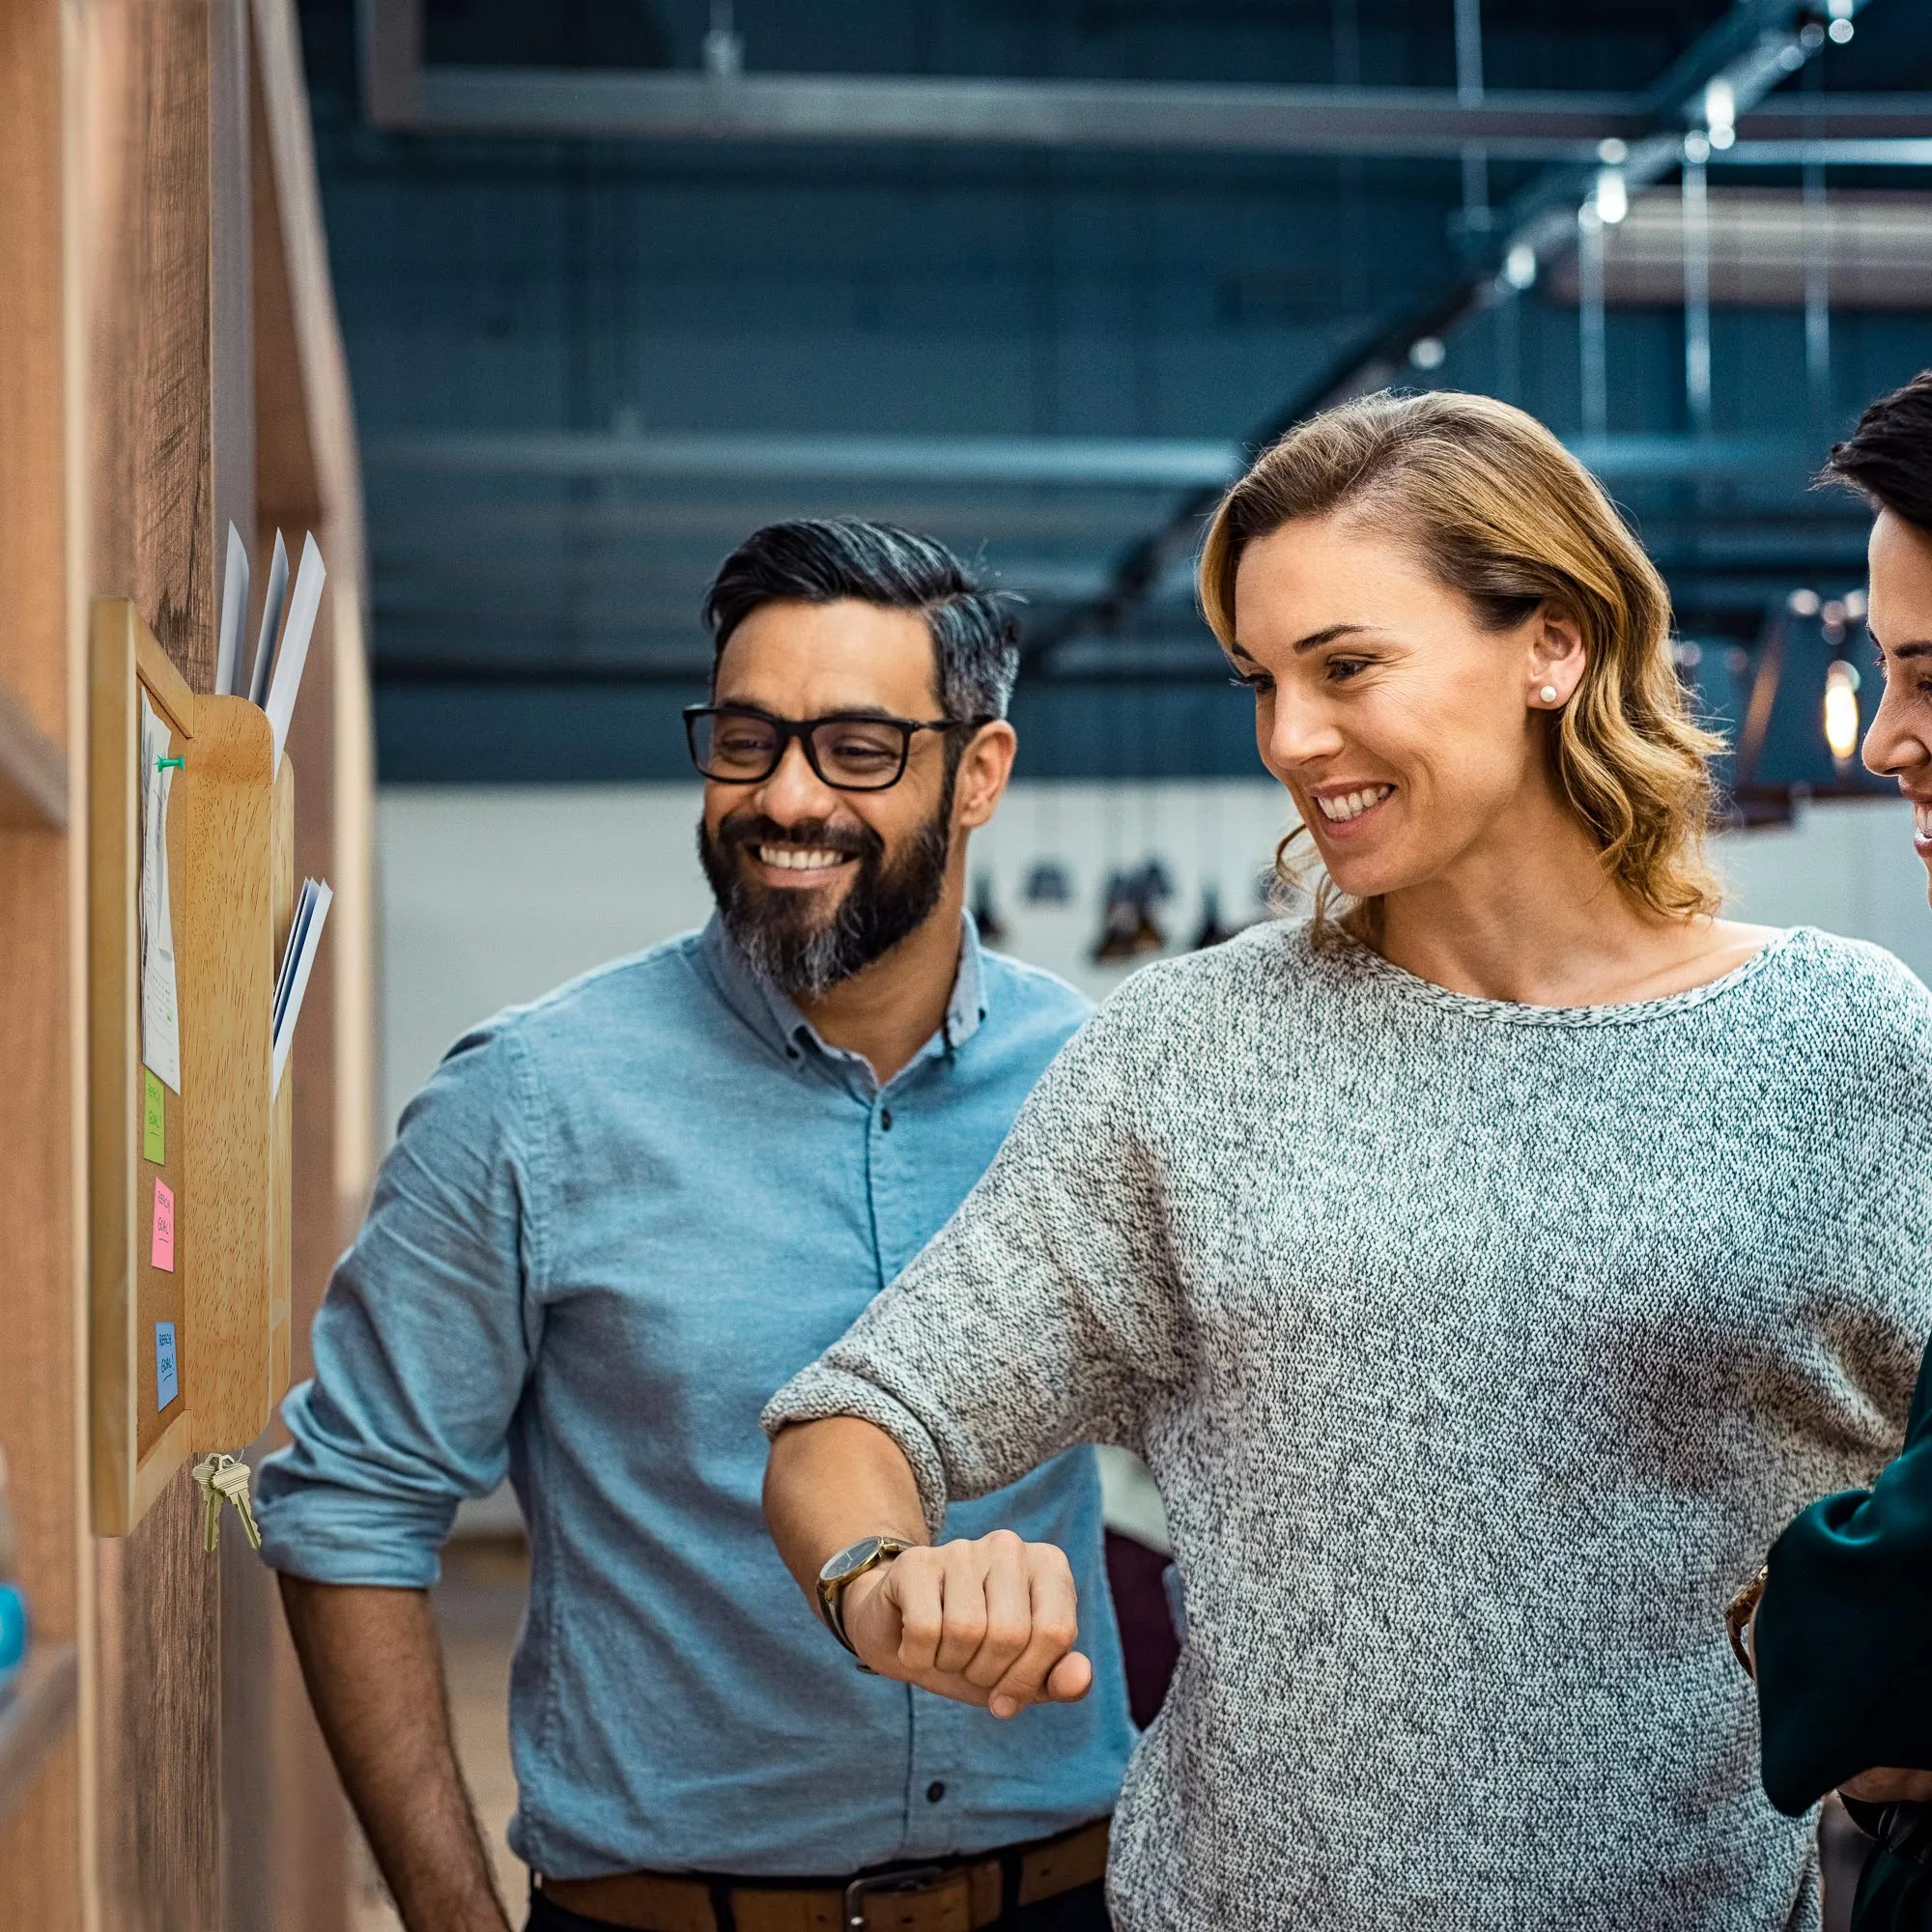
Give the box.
[356,1,1926,160]
[1028,0,1882,667]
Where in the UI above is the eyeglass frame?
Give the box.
[682,702,995,793]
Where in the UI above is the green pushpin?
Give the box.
[156,754,184,771]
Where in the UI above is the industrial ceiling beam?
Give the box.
[365,430,1836,491]
[1028,0,1880,668]
[415,71,1644,159]
[356,0,1928,160]
[365,65,1932,162]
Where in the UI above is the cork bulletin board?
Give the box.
[89,599,296,1536]
[136,686,189,1462]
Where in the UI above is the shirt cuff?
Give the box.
[254,1483,460,1589]
[761,1365,952,1543]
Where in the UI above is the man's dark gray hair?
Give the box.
[702,518,1021,722]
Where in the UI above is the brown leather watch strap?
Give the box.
[1725,1565,1769,1677]
[540,1818,1108,1932]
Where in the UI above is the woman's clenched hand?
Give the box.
[841,1528,1092,1719]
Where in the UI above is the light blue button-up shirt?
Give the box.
[255,914,1133,1880]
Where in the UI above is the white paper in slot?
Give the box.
[266,534,325,775]
[138,692,182,1093]
[248,529,290,708]
[271,878,331,1095]
[217,523,249,697]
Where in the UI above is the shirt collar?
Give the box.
[698,908,987,1070]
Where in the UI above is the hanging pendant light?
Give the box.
[1822,661,1860,768]
[1727,586,1887,813]
[1092,869,1166,965]
[1821,596,1860,768]
[1137,857,1175,905]
[1023,859,1072,906]
[971,872,1009,946]
[1191,887,1240,952]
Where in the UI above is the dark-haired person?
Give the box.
[1738,370,1932,1928]
[253,520,1132,1932]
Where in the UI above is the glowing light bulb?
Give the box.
[1595,169,1629,225]
[1503,243,1538,291]
[1824,660,1861,765]
[1704,77,1737,149]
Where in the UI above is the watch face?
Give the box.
[820,1534,888,1585]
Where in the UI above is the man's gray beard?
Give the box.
[699,805,953,1000]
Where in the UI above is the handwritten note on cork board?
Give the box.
[134,702,188,1456]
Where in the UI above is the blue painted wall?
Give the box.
[294,0,1932,782]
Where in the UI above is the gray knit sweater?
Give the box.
[764,921,1932,1932]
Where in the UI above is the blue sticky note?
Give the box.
[155,1321,178,1409]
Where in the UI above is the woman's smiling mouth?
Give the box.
[1312,783,1396,828]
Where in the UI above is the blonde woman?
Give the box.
[761,391,1932,1930]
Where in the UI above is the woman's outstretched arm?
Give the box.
[764,1414,1091,1719]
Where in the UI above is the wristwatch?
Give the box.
[816,1535,911,1660]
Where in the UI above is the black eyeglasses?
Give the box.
[683,705,992,792]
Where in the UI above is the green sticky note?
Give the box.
[142,1068,164,1164]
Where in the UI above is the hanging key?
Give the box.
[191,1455,228,1554]
[212,1458,262,1551]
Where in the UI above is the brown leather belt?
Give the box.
[538,1817,1109,1932]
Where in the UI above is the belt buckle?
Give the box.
[842,1863,951,1930]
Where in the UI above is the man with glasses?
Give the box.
[255,519,1132,1932]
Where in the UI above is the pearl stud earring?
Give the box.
[1539,684,1559,704]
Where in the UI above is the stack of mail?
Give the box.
[216,523,327,774]
[270,879,332,1095]
[219,523,336,1094]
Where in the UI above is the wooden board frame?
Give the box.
[89,598,296,1535]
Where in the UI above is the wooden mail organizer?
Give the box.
[89,600,295,1536]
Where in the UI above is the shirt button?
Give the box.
[880,1108,894,1130]
[925,1781,946,1804]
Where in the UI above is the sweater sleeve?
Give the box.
[761,973,1190,1540]
[1755,960,1932,1815]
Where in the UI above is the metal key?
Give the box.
[191,1455,228,1554]
[212,1458,262,1551]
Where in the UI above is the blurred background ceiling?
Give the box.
[295,0,1932,787]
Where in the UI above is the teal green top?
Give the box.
[1759,1344,1932,1816]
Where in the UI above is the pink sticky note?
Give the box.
[152,1179,175,1273]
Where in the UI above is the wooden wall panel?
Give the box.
[94,1494,223,1932]
[0,826,83,1925]
[0,0,370,1922]
[80,3,257,1928]
[0,0,71,736]
[224,7,369,1928]
[210,0,255,581]
[0,0,86,1920]
[82,0,221,684]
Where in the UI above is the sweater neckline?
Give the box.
[1313,922,1807,1028]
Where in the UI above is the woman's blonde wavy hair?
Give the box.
[1197,388,1724,938]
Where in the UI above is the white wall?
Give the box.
[380,781,1932,1145]
[378,779,1300,1139]
[379,781,1931,1540]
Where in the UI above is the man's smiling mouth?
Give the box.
[753,844,856,872]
